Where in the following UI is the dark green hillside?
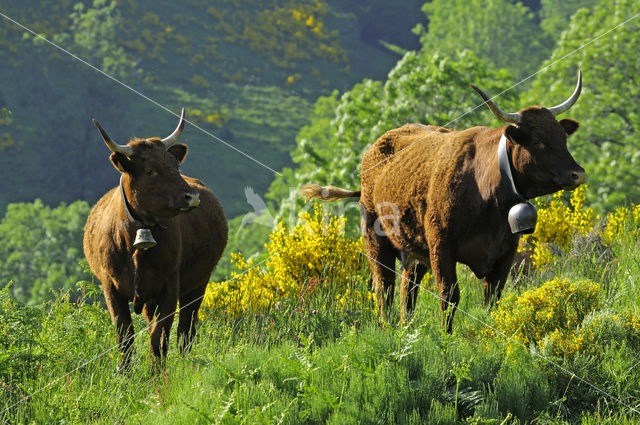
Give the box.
[0,0,424,217]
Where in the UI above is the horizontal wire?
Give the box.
[357,12,640,178]
[0,252,275,417]
[0,11,281,176]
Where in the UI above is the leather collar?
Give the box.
[498,133,526,204]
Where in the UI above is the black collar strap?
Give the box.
[498,133,526,203]
[119,175,160,228]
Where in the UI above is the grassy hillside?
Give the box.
[0,0,423,217]
[2,192,640,424]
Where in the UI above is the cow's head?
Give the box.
[92,109,200,223]
[471,71,586,200]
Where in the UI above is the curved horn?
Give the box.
[92,119,134,157]
[470,84,521,124]
[547,70,582,117]
[161,108,186,148]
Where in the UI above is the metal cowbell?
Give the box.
[507,202,538,235]
[133,228,157,250]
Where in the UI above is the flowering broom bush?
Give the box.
[491,276,640,357]
[200,204,371,319]
[601,203,640,245]
[544,309,640,358]
[520,186,599,270]
[490,278,601,356]
[519,185,640,271]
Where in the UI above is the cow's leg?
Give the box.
[375,246,397,322]
[400,262,429,322]
[361,205,396,324]
[177,285,206,354]
[484,247,517,305]
[143,295,177,367]
[102,283,134,371]
[428,243,459,334]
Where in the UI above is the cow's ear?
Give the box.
[559,118,580,136]
[504,125,529,145]
[109,152,133,173]
[168,144,188,165]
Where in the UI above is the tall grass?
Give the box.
[2,197,640,424]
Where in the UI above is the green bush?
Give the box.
[0,200,90,304]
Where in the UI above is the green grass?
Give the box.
[2,227,640,424]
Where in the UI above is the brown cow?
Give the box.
[302,72,585,332]
[84,110,228,368]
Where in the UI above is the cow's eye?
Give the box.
[533,141,545,149]
[145,168,154,175]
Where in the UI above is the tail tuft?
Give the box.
[300,184,325,201]
[300,184,361,202]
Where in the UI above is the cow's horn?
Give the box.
[470,85,522,124]
[547,70,582,117]
[92,119,134,157]
[161,108,186,148]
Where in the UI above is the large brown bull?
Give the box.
[84,110,228,367]
[302,72,585,332]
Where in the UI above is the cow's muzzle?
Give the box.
[180,192,200,211]
[561,169,586,190]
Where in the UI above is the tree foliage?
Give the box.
[0,200,91,303]
[48,0,142,81]
[414,0,553,79]
[0,1,142,213]
[524,0,640,212]
[539,0,601,41]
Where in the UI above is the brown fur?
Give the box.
[304,109,585,332]
[84,137,228,368]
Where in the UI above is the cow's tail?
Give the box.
[300,184,361,202]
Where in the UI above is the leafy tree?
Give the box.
[415,0,553,79]
[267,50,515,235]
[539,0,600,41]
[48,0,141,81]
[524,0,640,212]
[26,0,141,85]
[0,200,91,303]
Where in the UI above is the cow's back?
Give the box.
[360,124,493,253]
[360,124,459,211]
